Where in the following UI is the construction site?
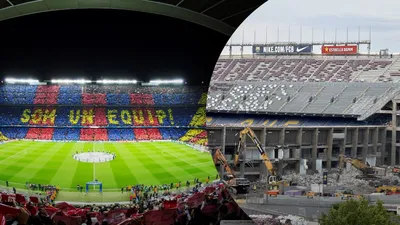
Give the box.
[206,80,400,200]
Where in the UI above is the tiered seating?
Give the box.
[211,57,396,83]
[130,93,154,105]
[82,93,107,105]
[53,128,80,140]
[0,85,37,104]
[58,85,82,104]
[153,93,201,105]
[189,107,206,127]
[107,93,130,105]
[80,129,108,141]
[179,129,205,143]
[0,84,207,143]
[147,128,162,140]
[28,107,56,125]
[207,81,399,117]
[25,128,54,140]
[108,129,135,141]
[0,128,28,139]
[0,131,8,141]
[133,129,149,140]
[159,128,187,140]
[33,85,60,104]
[188,130,207,145]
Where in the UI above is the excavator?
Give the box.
[212,148,250,194]
[233,127,289,186]
[337,154,376,182]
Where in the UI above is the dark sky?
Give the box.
[0,9,229,85]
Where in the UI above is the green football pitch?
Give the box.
[0,140,217,193]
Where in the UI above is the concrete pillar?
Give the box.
[341,128,347,155]
[392,100,397,166]
[220,127,226,177]
[312,128,318,170]
[278,128,286,175]
[261,127,266,146]
[279,128,285,145]
[326,128,333,170]
[380,128,387,165]
[372,127,378,156]
[362,128,369,161]
[351,128,358,158]
[296,128,303,173]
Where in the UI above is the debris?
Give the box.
[249,214,308,225]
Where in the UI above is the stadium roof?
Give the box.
[207,81,400,121]
[0,0,267,36]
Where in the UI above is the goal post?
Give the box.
[86,181,102,193]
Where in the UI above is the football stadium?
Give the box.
[207,36,400,220]
[0,1,267,225]
[0,83,214,193]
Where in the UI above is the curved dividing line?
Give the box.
[0,0,236,36]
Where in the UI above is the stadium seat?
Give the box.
[58,85,82,104]
[0,85,207,143]
[34,85,60,104]
[211,57,395,82]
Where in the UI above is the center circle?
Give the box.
[73,152,115,163]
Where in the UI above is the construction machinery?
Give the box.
[233,127,289,186]
[337,154,376,181]
[212,149,250,194]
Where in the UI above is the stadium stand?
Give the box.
[207,56,400,170]
[0,84,207,145]
[207,81,400,120]
[211,56,400,83]
[0,181,249,225]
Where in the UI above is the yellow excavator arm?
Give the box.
[213,149,236,178]
[234,127,277,177]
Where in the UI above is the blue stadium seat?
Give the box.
[0,127,28,139]
[53,128,80,140]
[107,129,135,141]
[58,85,82,104]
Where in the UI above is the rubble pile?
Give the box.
[282,166,375,194]
[384,167,400,185]
[249,214,308,225]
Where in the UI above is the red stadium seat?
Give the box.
[34,85,60,105]
[82,94,106,105]
[130,94,154,105]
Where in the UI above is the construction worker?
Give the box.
[253,184,257,193]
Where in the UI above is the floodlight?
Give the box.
[148,79,184,85]
[5,78,39,84]
[96,79,137,84]
[51,79,91,84]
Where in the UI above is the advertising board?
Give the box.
[321,45,357,55]
[253,45,312,54]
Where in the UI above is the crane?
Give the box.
[212,148,250,193]
[233,127,281,184]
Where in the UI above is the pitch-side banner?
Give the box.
[252,45,313,54]
[322,45,358,55]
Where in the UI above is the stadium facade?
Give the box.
[207,52,400,181]
[0,84,207,145]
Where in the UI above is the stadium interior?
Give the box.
[0,84,207,144]
[0,1,269,225]
[207,54,400,181]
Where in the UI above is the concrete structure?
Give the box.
[207,77,400,181]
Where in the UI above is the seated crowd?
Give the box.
[0,85,207,106]
[0,181,249,225]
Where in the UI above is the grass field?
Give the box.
[0,140,217,193]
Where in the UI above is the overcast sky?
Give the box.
[221,0,400,55]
